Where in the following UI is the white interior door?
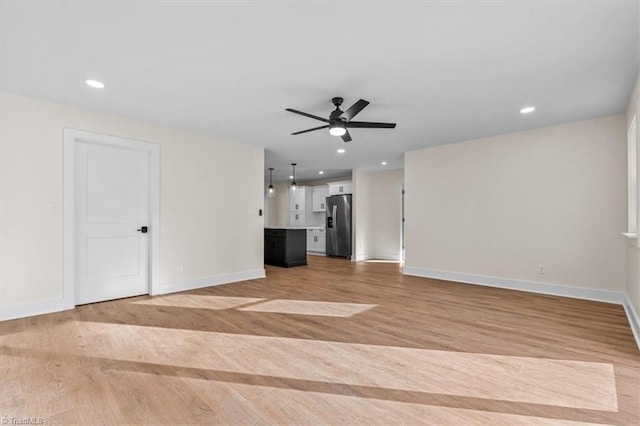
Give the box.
[75,141,150,304]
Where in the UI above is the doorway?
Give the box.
[63,129,160,306]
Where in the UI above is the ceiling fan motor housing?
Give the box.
[330,97,344,119]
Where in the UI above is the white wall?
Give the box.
[0,92,265,319]
[268,183,295,228]
[626,73,640,332]
[273,182,291,227]
[353,169,375,260]
[405,115,626,297]
[371,169,404,260]
[353,168,404,261]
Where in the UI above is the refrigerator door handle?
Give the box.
[332,205,337,227]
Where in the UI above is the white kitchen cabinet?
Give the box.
[290,212,305,227]
[289,186,313,226]
[289,186,308,212]
[306,229,315,251]
[306,228,326,253]
[315,234,325,253]
[328,181,353,195]
[312,185,329,212]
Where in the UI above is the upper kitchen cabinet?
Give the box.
[312,185,329,212]
[328,181,353,196]
[289,186,313,226]
[289,186,312,213]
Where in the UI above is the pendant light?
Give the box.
[290,163,297,191]
[267,168,275,197]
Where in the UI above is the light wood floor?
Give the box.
[1,256,638,425]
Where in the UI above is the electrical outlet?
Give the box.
[538,264,545,275]
[177,265,184,273]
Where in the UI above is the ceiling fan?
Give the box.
[286,97,396,142]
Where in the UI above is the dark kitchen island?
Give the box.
[264,228,307,267]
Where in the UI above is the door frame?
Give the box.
[63,128,160,306]
[399,183,405,262]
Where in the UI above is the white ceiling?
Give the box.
[1,1,638,182]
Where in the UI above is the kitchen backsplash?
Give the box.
[310,211,326,227]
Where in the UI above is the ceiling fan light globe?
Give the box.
[329,126,346,137]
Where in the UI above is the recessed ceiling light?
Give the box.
[520,106,535,114]
[337,148,346,154]
[289,175,294,179]
[381,161,387,166]
[319,171,324,175]
[85,79,105,89]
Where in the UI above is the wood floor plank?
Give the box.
[0,256,638,424]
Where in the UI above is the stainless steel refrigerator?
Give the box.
[326,194,352,259]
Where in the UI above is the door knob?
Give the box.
[137,226,148,233]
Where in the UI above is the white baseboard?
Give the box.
[403,266,623,304]
[155,269,266,295]
[0,269,266,321]
[623,293,640,350]
[403,266,640,350]
[354,253,401,262]
[0,297,74,322]
[370,254,402,261]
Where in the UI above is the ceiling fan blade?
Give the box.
[341,99,370,121]
[286,108,330,123]
[291,125,329,135]
[341,130,352,142]
[346,121,396,129]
